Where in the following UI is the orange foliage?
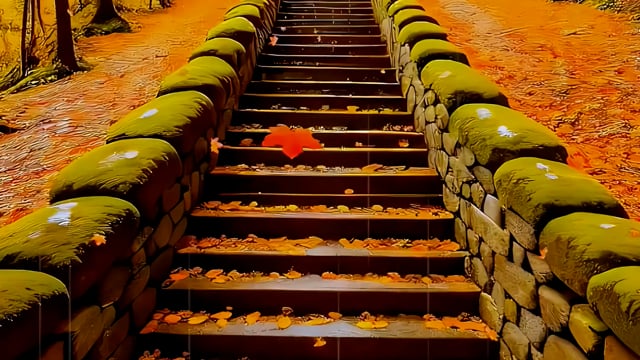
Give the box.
[261,126,323,159]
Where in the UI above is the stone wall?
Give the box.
[373,0,640,359]
[0,1,277,359]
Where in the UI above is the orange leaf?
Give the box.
[164,314,182,324]
[216,319,228,328]
[424,320,446,329]
[277,316,292,329]
[314,337,327,347]
[305,317,331,326]
[188,315,209,325]
[630,229,640,237]
[245,311,261,325]
[328,312,342,320]
[205,269,224,279]
[210,311,233,320]
[322,272,338,279]
[170,270,190,281]
[361,164,383,173]
[285,270,303,279]
[91,234,107,246]
[262,126,323,159]
[140,320,159,334]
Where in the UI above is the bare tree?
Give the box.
[84,0,131,36]
[54,0,79,70]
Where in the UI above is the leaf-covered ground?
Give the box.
[419,0,640,221]
[0,0,239,226]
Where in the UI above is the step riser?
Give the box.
[282,2,374,8]
[262,44,388,56]
[173,253,465,275]
[208,194,441,208]
[224,130,422,147]
[218,148,427,167]
[157,289,479,316]
[271,34,383,44]
[246,80,400,95]
[140,335,496,360]
[279,12,375,18]
[232,110,412,128]
[275,19,378,25]
[188,216,452,239]
[254,66,397,82]
[271,25,380,35]
[239,95,404,110]
[206,174,439,195]
[258,54,390,67]
[277,7,375,13]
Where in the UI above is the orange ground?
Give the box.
[0,0,239,226]
[0,0,639,226]
[419,0,640,221]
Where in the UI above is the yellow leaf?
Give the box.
[188,315,209,325]
[204,269,224,279]
[245,311,261,325]
[91,234,107,246]
[285,270,302,279]
[328,312,342,320]
[338,238,352,248]
[314,337,327,347]
[164,314,182,324]
[210,311,232,320]
[421,277,432,285]
[356,321,374,329]
[361,164,383,173]
[372,320,389,329]
[140,320,159,334]
[305,317,330,326]
[424,320,446,329]
[277,316,292,329]
[216,319,228,328]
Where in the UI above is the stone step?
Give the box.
[210,193,441,209]
[207,166,439,194]
[262,43,388,56]
[258,53,390,67]
[157,274,481,315]
[279,11,374,18]
[254,65,397,82]
[232,109,412,128]
[225,128,421,147]
[174,237,467,275]
[139,316,497,360]
[277,7,374,14]
[239,93,404,110]
[281,0,374,8]
[271,24,380,35]
[275,18,378,26]
[187,204,452,239]
[217,146,427,167]
[270,33,383,44]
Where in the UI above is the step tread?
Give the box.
[222,146,426,152]
[252,79,398,85]
[235,108,409,115]
[211,166,436,176]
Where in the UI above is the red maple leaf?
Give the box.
[261,126,323,159]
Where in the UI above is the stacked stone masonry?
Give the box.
[373,0,640,359]
[0,0,278,358]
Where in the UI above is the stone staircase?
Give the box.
[138,0,498,358]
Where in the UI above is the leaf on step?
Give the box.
[285,269,302,279]
[304,317,331,326]
[356,320,374,329]
[269,35,279,46]
[314,337,327,347]
[361,163,383,173]
[210,311,233,320]
[91,233,107,246]
[277,316,292,329]
[245,311,261,325]
[443,275,467,283]
[356,320,388,329]
[322,271,338,279]
[328,312,342,320]
[164,314,182,324]
[188,315,209,325]
[211,137,223,154]
[372,320,389,329]
[205,269,224,279]
[169,270,190,281]
[140,320,159,334]
[215,319,228,328]
[424,320,447,329]
[152,312,165,320]
[262,126,323,159]
[211,275,229,283]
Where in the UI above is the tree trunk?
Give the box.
[53,0,79,70]
[20,0,29,75]
[91,0,122,24]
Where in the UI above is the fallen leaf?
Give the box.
[170,270,190,281]
[164,314,182,324]
[314,337,327,347]
[188,315,209,325]
[361,163,383,173]
[285,269,303,279]
[305,317,331,326]
[140,320,159,334]
[372,320,389,329]
[91,233,107,246]
[205,269,224,279]
[424,320,447,329]
[262,126,323,159]
[322,271,338,279]
[216,319,228,328]
[210,311,233,320]
[269,35,279,46]
[328,312,342,320]
[277,316,292,329]
[356,320,374,329]
[245,311,261,325]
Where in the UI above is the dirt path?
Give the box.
[419,0,640,221]
[0,0,239,226]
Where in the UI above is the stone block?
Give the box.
[494,254,537,309]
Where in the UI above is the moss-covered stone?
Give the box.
[206,15,258,53]
[422,60,507,111]
[448,104,567,171]
[388,0,423,17]
[240,0,276,24]
[540,213,640,297]
[587,266,640,356]
[397,21,447,46]
[157,56,240,111]
[569,304,608,355]
[0,197,140,298]
[224,4,268,42]
[106,91,214,156]
[410,39,469,73]
[50,139,181,221]
[190,38,246,71]
[494,157,627,233]
[394,9,439,29]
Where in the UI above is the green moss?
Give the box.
[0,196,139,268]
[393,9,439,29]
[448,104,566,171]
[157,56,240,110]
[397,22,447,45]
[49,139,181,219]
[494,157,628,232]
[239,0,275,26]
[541,213,640,297]
[388,0,423,16]
[224,4,268,38]
[410,39,469,72]
[190,38,247,72]
[205,17,258,56]
[587,266,640,356]
[106,91,214,155]
[0,270,68,322]
[421,60,505,109]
